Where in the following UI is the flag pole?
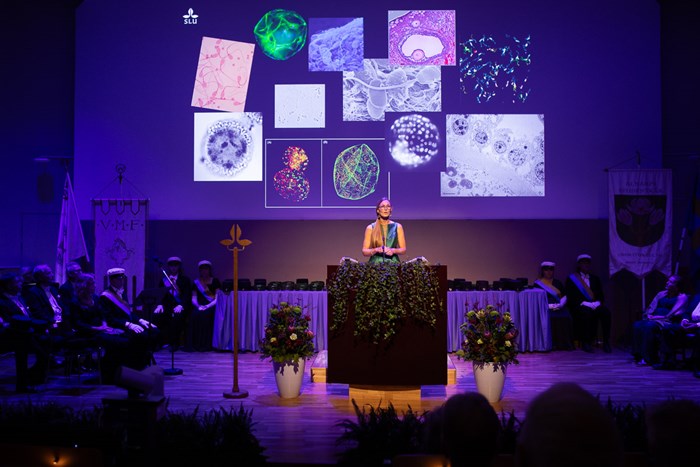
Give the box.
[221,223,251,399]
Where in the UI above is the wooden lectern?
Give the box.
[326,264,447,386]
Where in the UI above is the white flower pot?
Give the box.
[273,358,306,398]
[473,362,506,403]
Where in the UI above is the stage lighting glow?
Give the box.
[333,144,380,200]
[254,9,308,60]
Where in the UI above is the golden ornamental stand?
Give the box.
[221,224,251,399]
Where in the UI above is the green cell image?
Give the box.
[253,9,307,61]
[333,144,380,200]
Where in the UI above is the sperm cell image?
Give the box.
[333,143,380,200]
[273,146,311,202]
[441,114,544,196]
[459,34,532,103]
[308,18,364,72]
[343,59,441,121]
[194,112,263,181]
[388,114,440,168]
[388,10,456,66]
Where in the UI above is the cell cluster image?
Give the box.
[273,146,311,202]
[388,10,456,66]
[343,58,441,121]
[194,112,263,182]
[459,34,532,103]
[333,143,380,200]
[388,114,440,168]
[441,114,544,196]
[253,9,307,60]
[308,18,364,72]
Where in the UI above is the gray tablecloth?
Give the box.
[213,290,327,351]
[213,289,549,353]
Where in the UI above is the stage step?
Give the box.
[310,350,456,385]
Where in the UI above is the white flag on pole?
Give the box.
[56,173,89,284]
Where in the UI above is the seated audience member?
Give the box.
[657,296,700,377]
[153,256,192,349]
[565,254,612,353]
[534,261,574,351]
[516,382,623,467]
[0,273,49,392]
[187,260,220,352]
[646,399,700,467]
[98,268,159,370]
[23,264,80,348]
[58,261,83,306]
[70,273,150,382]
[631,275,687,367]
[438,392,501,467]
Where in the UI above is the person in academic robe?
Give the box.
[534,261,574,351]
[564,254,612,353]
[187,260,220,351]
[153,257,192,350]
[98,267,159,371]
[0,272,49,392]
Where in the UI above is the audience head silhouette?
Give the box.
[516,382,622,467]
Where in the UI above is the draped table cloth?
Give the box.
[213,289,549,353]
[446,289,550,352]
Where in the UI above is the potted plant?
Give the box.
[456,304,520,402]
[259,302,315,398]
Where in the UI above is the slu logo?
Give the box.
[183,8,198,25]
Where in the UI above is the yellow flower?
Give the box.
[505,341,511,347]
[290,333,298,341]
[270,337,277,343]
[477,338,483,345]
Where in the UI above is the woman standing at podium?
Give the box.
[362,198,406,263]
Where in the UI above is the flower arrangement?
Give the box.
[456,304,520,372]
[260,302,315,364]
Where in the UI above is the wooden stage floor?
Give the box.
[1,347,698,464]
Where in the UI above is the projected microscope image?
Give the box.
[308,18,364,72]
[441,114,544,196]
[388,10,456,66]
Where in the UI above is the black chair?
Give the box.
[452,278,467,291]
[253,278,267,291]
[221,279,233,292]
[282,281,296,291]
[515,277,529,290]
[267,281,282,291]
[475,280,490,291]
[238,278,252,291]
[310,281,325,291]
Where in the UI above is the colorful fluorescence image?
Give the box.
[459,34,532,103]
[388,10,456,66]
[441,114,544,196]
[191,37,255,112]
[308,18,364,72]
[274,84,326,128]
[343,59,441,121]
[193,112,263,182]
[265,140,322,207]
[386,113,442,171]
[333,143,380,200]
[253,9,307,61]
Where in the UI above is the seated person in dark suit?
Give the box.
[58,261,83,307]
[534,261,574,351]
[565,254,612,353]
[22,264,81,349]
[0,272,49,392]
[656,294,700,375]
[98,268,159,370]
[153,256,192,349]
[70,273,151,382]
[631,275,688,367]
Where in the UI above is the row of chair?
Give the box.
[221,279,325,292]
[450,278,530,292]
